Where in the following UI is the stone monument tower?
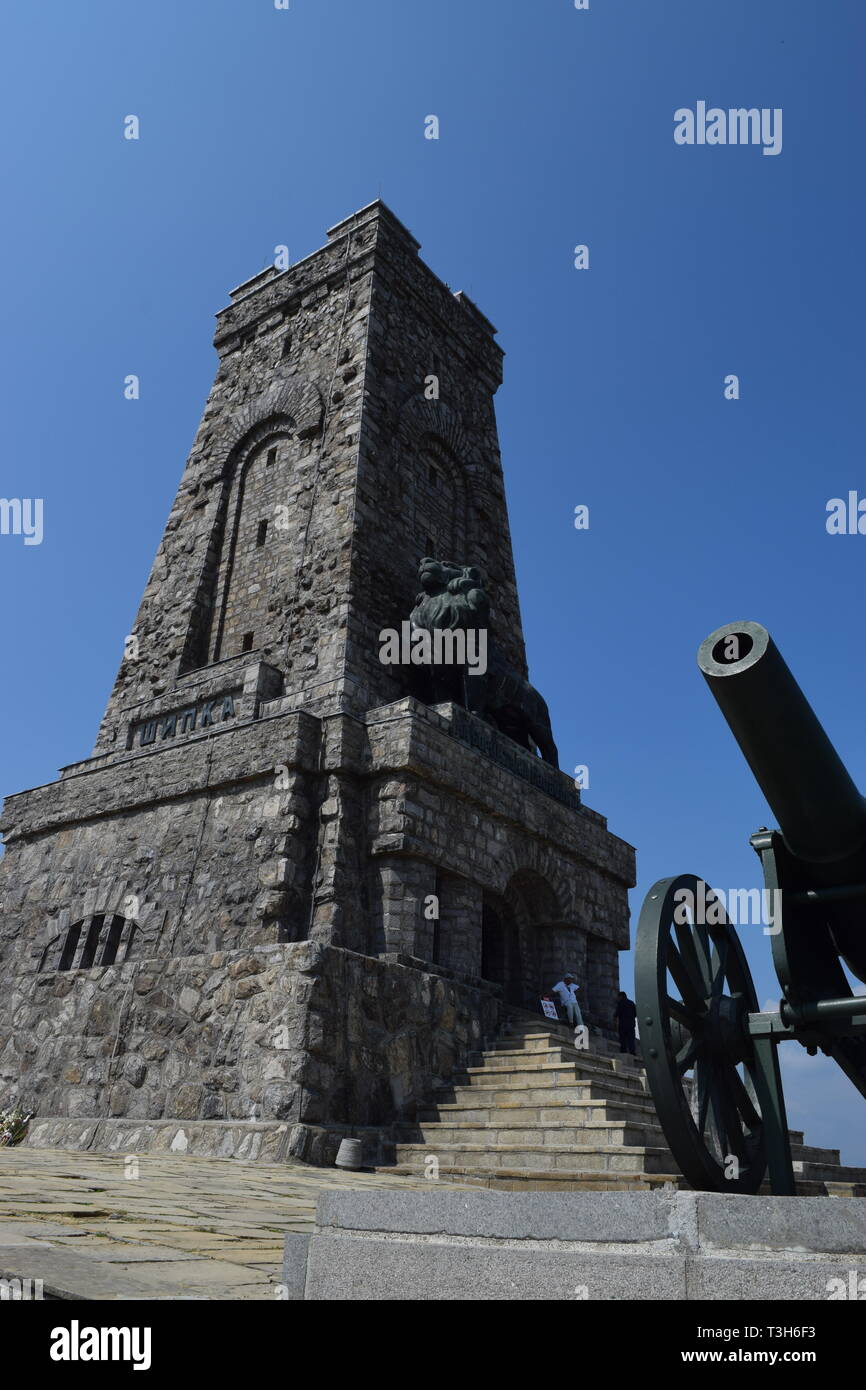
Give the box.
[0,202,635,1160]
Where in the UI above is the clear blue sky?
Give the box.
[1,0,864,1164]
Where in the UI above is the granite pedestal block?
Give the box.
[285,1188,866,1300]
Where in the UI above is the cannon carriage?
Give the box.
[635,621,866,1194]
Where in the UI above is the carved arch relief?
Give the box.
[398,401,464,538]
[411,437,469,569]
[394,397,512,630]
[492,844,581,923]
[180,378,324,672]
[209,426,301,662]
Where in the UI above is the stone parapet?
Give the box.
[287,1189,866,1300]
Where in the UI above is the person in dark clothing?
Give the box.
[614,991,637,1054]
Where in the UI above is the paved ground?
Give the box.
[0,1147,452,1300]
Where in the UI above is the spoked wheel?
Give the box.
[635,874,770,1193]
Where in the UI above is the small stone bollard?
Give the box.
[335,1138,364,1171]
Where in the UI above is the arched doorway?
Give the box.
[480,898,524,1006]
[488,870,584,1014]
[482,873,585,1015]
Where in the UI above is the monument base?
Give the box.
[284,1188,866,1300]
[21,1117,389,1165]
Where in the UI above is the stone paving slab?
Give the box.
[0,1229,56,1247]
[45,1243,209,1263]
[0,1246,180,1300]
[0,1146,468,1300]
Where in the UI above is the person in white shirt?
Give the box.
[551,974,583,1027]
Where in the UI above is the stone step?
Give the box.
[447,1067,845,1171]
[472,1047,643,1077]
[381,1161,866,1196]
[532,1028,636,1047]
[445,1057,648,1086]
[409,1110,832,1171]
[433,1077,651,1109]
[779,1178,866,1197]
[391,1011,864,1200]
[501,1010,629,1052]
[792,1158,866,1184]
[791,1142,842,1167]
[383,1163,684,1191]
[489,1033,639,1057]
[491,1030,642,1062]
[502,1006,592,1033]
[467,1049,640,1078]
[392,1142,677,1175]
[489,1033,576,1050]
[820,1180,866,1197]
[395,1120,666,1148]
[416,1097,661,1127]
[480,1041,641,1065]
[453,1061,650,1092]
[476,1045,594,1066]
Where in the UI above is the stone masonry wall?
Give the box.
[0,711,323,971]
[348,208,530,722]
[364,701,633,939]
[1,688,634,1103]
[1,942,499,1132]
[92,209,379,755]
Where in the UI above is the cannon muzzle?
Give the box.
[698,620,866,866]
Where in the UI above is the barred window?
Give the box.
[49,914,135,972]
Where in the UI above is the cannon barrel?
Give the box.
[698,620,866,866]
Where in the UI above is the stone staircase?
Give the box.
[381,1010,866,1195]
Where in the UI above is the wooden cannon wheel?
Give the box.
[635,874,776,1194]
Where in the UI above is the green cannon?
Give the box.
[635,621,866,1194]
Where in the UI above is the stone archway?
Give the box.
[505,871,565,1002]
[480,896,523,1006]
[480,871,582,1012]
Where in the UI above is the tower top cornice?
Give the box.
[218,200,500,354]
